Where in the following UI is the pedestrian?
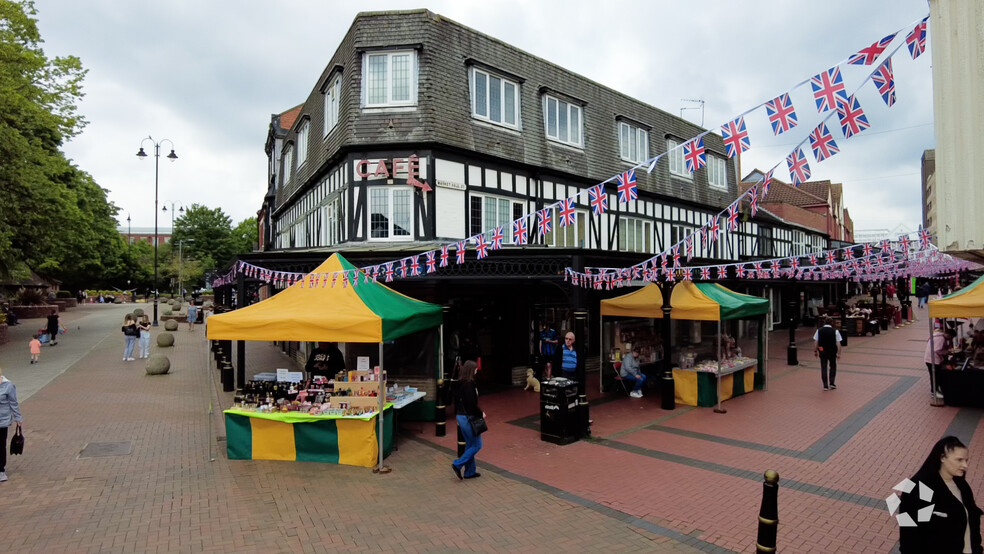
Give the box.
[917,282,931,309]
[121,314,138,361]
[539,321,558,378]
[561,332,578,380]
[46,309,59,346]
[899,436,982,553]
[925,327,953,398]
[619,346,647,398]
[29,334,41,364]
[137,314,152,359]
[813,316,843,391]
[451,360,484,480]
[186,303,198,331]
[0,365,24,483]
[304,342,346,380]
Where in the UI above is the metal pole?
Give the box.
[929,313,944,407]
[375,342,391,472]
[574,308,589,438]
[153,142,160,326]
[178,241,183,301]
[714,319,726,414]
[786,299,798,365]
[599,315,604,394]
[660,282,675,410]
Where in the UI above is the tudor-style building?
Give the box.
[245,9,833,386]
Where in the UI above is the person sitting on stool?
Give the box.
[620,346,647,398]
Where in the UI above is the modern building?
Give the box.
[117,226,172,246]
[921,149,936,244]
[854,223,917,245]
[239,9,839,390]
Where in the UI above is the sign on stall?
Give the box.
[357,356,370,371]
[276,368,304,383]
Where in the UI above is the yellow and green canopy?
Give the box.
[600,282,769,321]
[206,253,443,342]
[929,274,984,319]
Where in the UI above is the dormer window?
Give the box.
[363,51,417,107]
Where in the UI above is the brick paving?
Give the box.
[0,303,976,552]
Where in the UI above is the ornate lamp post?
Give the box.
[162,201,184,231]
[136,136,178,326]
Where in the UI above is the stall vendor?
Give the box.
[305,342,346,379]
[619,347,647,398]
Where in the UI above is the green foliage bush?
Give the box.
[56,290,73,298]
[16,289,48,306]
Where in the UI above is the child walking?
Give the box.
[29,335,41,364]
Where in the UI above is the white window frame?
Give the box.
[469,193,522,242]
[619,122,649,164]
[324,75,341,136]
[362,50,417,108]
[666,139,692,179]
[282,144,294,183]
[470,67,520,130]
[369,186,414,241]
[706,155,727,189]
[543,95,583,147]
[618,216,652,253]
[296,120,309,167]
[543,207,587,248]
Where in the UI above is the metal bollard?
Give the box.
[755,470,780,553]
[221,361,234,392]
[435,379,447,437]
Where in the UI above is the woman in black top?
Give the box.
[121,314,138,361]
[452,360,484,480]
[900,436,982,553]
[46,309,59,346]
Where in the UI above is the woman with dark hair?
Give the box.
[900,436,982,553]
[451,360,484,480]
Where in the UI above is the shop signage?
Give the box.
[436,180,466,191]
[355,155,432,192]
[357,356,370,370]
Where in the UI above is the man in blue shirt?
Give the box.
[620,347,647,398]
[561,332,578,381]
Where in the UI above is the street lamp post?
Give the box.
[177,239,194,301]
[136,136,178,327]
[162,201,184,232]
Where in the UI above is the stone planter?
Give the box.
[133,308,145,317]
[0,323,7,346]
[52,299,77,310]
[157,332,175,347]
[146,354,170,375]
[10,304,58,320]
[164,320,179,331]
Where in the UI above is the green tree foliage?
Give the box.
[171,204,234,269]
[231,216,258,255]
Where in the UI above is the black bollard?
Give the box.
[435,379,447,437]
[786,301,798,366]
[221,361,234,392]
[755,470,780,553]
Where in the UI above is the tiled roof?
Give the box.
[278,105,303,132]
[740,179,827,208]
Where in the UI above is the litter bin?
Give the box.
[540,378,579,445]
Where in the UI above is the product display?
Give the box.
[232,368,387,418]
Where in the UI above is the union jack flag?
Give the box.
[750,188,759,217]
[786,148,811,185]
[862,243,873,257]
[789,257,800,272]
[871,59,896,107]
[808,122,840,162]
[371,266,379,282]
[765,93,798,135]
[721,117,751,158]
[735,264,747,278]
[512,217,528,245]
[716,266,727,279]
[906,18,928,60]
[439,245,450,267]
[727,202,740,231]
[700,267,711,280]
[825,251,836,264]
[707,216,720,244]
[836,95,870,139]
[425,251,436,273]
[385,263,394,282]
[685,234,694,261]
[760,169,773,198]
[409,255,421,276]
[456,240,467,264]
[665,268,675,282]
[616,170,638,203]
[808,254,818,266]
[681,268,692,281]
[558,198,576,227]
[399,258,408,278]
[843,247,854,260]
[919,226,931,249]
[683,137,706,172]
[848,33,896,65]
[879,238,891,252]
[672,245,681,267]
[474,234,489,259]
[490,226,504,250]
[588,185,608,215]
[811,67,849,113]
[537,209,552,236]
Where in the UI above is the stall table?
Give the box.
[224,406,394,467]
[673,359,757,407]
[391,391,426,449]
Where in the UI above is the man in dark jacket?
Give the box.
[813,316,842,391]
[305,342,345,379]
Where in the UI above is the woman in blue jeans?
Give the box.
[452,360,484,480]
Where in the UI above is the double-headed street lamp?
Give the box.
[162,201,184,230]
[136,136,178,327]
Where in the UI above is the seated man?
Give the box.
[619,347,647,398]
[1,303,18,325]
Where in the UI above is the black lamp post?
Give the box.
[136,136,178,327]
[162,201,184,231]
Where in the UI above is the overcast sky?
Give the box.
[34,0,934,234]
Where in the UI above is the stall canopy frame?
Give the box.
[927,274,984,407]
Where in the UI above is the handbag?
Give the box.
[469,415,488,435]
[9,425,24,455]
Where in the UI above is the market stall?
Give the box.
[207,253,443,468]
[928,275,984,408]
[600,282,769,409]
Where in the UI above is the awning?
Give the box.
[928,274,984,319]
[600,281,769,321]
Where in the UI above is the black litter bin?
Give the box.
[540,378,579,445]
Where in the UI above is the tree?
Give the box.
[231,217,258,255]
[171,204,234,269]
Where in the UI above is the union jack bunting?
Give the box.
[735,264,747,278]
[786,148,811,186]
[512,217,528,245]
[721,116,751,158]
[843,247,854,260]
[862,243,873,257]
[836,95,870,139]
[399,258,408,278]
[716,266,727,279]
[425,251,436,273]
[810,67,849,113]
[537,209,552,235]
[700,267,711,280]
[685,234,694,261]
[789,257,800,272]
[808,254,818,266]
[808,122,840,162]
[439,245,450,267]
[665,269,675,282]
[672,245,680,267]
[919,226,931,249]
[825,251,836,264]
[490,226,504,250]
[409,255,421,276]
[683,137,707,172]
[879,238,891,252]
[473,234,490,259]
[871,59,896,107]
[558,197,576,227]
[616,170,638,203]
[455,240,467,264]
[385,263,394,282]
[707,216,720,244]
[588,185,608,215]
[848,33,897,65]
[727,202,740,231]
[760,169,774,198]
[681,268,692,281]
[905,18,928,60]
[765,93,798,135]
[750,189,759,216]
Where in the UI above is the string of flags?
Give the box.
[212,14,946,292]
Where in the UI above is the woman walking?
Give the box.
[46,309,59,346]
[900,436,983,553]
[121,314,138,361]
[452,360,485,480]
[0,366,24,482]
[137,315,152,359]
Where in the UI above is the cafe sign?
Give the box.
[355,155,432,192]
